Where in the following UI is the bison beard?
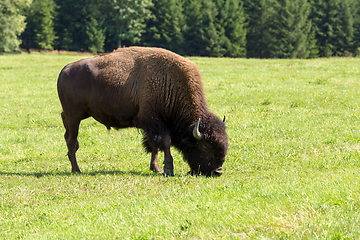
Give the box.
[57,47,228,176]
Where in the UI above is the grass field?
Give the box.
[0,52,360,239]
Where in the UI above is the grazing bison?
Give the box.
[57,47,228,176]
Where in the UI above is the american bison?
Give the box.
[57,47,228,176]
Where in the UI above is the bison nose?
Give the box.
[212,167,223,177]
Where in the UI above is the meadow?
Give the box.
[0,52,360,239]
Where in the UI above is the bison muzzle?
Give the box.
[57,47,228,176]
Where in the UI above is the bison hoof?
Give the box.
[164,168,174,177]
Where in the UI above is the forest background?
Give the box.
[1,0,360,58]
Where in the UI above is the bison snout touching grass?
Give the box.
[57,46,228,177]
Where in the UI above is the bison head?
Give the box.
[181,115,228,177]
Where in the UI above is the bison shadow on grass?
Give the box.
[0,170,195,178]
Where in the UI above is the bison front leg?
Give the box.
[163,134,174,176]
[138,116,174,176]
[150,149,162,173]
[148,139,173,176]
[61,112,81,173]
[163,147,174,176]
[144,131,174,176]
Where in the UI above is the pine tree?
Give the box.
[310,0,354,57]
[267,0,311,58]
[183,0,222,56]
[243,0,275,58]
[0,0,32,52]
[85,16,105,53]
[214,0,247,57]
[353,0,360,55]
[54,0,86,51]
[143,0,184,54]
[332,0,354,56]
[21,0,57,50]
[101,0,153,49]
[307,26,319,58]
[54,0,105,52]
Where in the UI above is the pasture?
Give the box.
[0,52,360,239]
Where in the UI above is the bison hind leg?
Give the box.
[61,111,81,173]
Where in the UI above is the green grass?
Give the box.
[1,52,360,239]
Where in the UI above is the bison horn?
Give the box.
[223,116,226,123]
[193,118,203,140]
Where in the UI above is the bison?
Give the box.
[57,47,228,176]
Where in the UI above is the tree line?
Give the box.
[1,0,360,58]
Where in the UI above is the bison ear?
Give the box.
[193,118,203,140]
[223,116,226,123]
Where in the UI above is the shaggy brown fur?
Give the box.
[57,46,228,176]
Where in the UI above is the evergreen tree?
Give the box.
[54,0,87,51]
[243,0,275,58]
[21,0,57,50]
[332,0,354,56]
[101,0,152,50]
[267,0,311,58]
[214,0,247,57]
[310,0,354,57]
[309,0,332,57]
[0,0,32,52]
[353,0,360,55]
[85,16,105,53]
[54,0,105,52]
[307,26,319,58]
[183,0,222,56]
[143,0,184,54]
